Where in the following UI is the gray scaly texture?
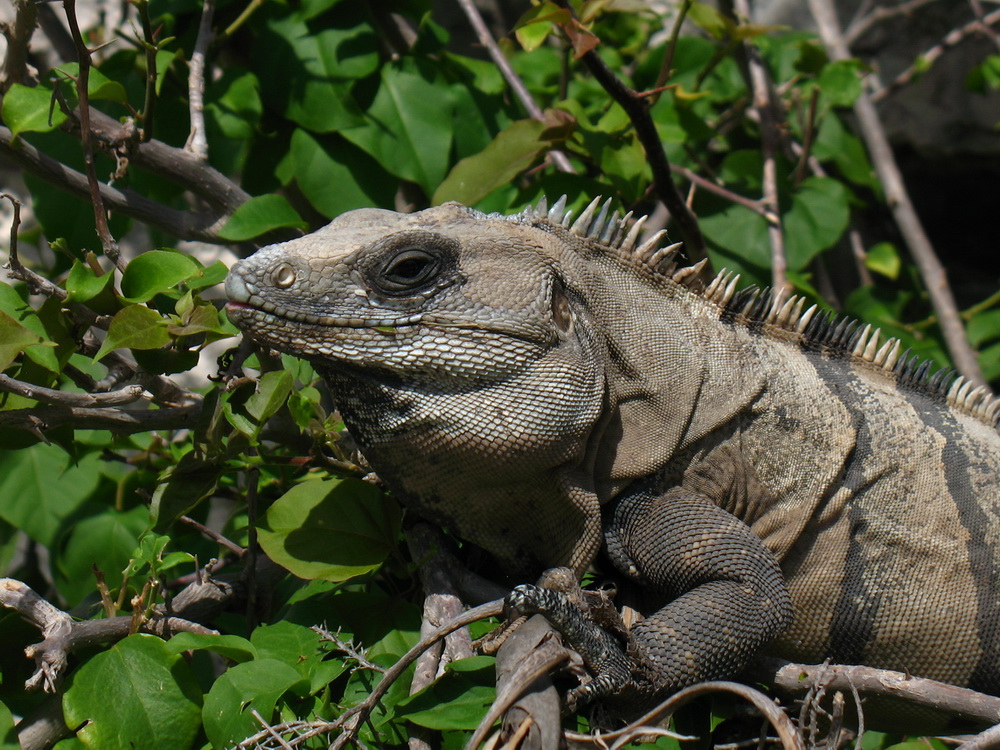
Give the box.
[226,197,1000,725]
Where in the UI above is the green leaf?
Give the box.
[968,309,1000,347]
[63,635,202,750]
[121,250,201,302]
[342,61,455,195]
[257,9,372,132]
[289,130,395,218]
[967,55,1000,93]
[782,177,851,270]
[251,621,346,693]
[150,451,224,532]
[434,110,574,205]
[816,59,863,108]
[245,370,294,424]
[0,443,102,547]
[865,241,901,280]
[0,700,18,750]
[0,309,44,370]
[2,83,67,137]
[56,63,129,103]
[205,70,262,139]
[65,261,117,303]
[202,659,307,749]
[396,657,496,730]
[218,194,306,242]
[56,506,149,606]
[165,633,258,663]
[93,304,171,361]
[701,204,771,269]
[259,477,402,581]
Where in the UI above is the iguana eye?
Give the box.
[272,263,296,288]
[378,248,440,292]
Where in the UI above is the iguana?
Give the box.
[225,196,1000,726]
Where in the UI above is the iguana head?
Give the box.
[224,197,712,574]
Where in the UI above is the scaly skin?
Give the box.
[226,198,1000,727]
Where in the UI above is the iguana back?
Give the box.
[225,197,1000,720]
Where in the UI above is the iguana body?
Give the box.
[225,198,1000,722]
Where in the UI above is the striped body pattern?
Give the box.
[226,197,1000,722]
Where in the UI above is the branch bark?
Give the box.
[807,0,988,387]
[455,0,576,175]
[579,48,708,263]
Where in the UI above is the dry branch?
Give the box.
[756,657,1000,727]
[0,0,38,92]
[578,47,708,262]
[731,0,788,293]
[455,0,575,175]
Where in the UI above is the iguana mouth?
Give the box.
[225,300,423,330]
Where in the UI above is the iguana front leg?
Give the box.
[511,488,793,709]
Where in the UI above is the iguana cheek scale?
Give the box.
[226,196,1000,723]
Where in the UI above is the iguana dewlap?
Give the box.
[225,197,1000,719]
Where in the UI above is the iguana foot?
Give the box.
[507,583,634,708]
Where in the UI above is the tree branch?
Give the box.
[807,0,988,387]
[732,0,788,292]
[870,8,1000,103]
[0,0,38,92]
[578,47,708,263]
[184,0,215,161]
[0,125,235,242]
[755,657,1000,728]
[455,0,576,175]
[0,401,203,434]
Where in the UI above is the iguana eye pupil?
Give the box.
[380,249,439,291]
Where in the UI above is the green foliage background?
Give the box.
[1,0,998,748]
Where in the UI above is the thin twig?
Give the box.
[808,0,989,387]
[135,0,158,142]
[0,126,241,243]
[844,0,943,46]
[970,0,1000,52]
[649,0,693,106]
[62,0,124,270]
[455,0,576,175]
[731,0,788,293]
[871,8,1000,103]
[0,375,147,407]
[179,515,246,558]
[185,0,215,160]
[578,47,708,262]
[1,0,38,92]
[670,164,779,222]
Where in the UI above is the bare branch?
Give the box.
[1,0,39,93]
[807,0,989,387]
[329,599,505,750]
[871,8,1000,103]
[185,0,215,160]
[577,47,708,263]
[0,125,235,242]
[957,723,1000,750]
[844,0,943,46]
[732,0,788,293]
[62,0,124,269]
[135,0,159,142]
[82,107,251,214]
[0,374,148,407]
[455,0,576,175]
[756,657,1000,728]
[0,401,203,434]
[670,164,779,222]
